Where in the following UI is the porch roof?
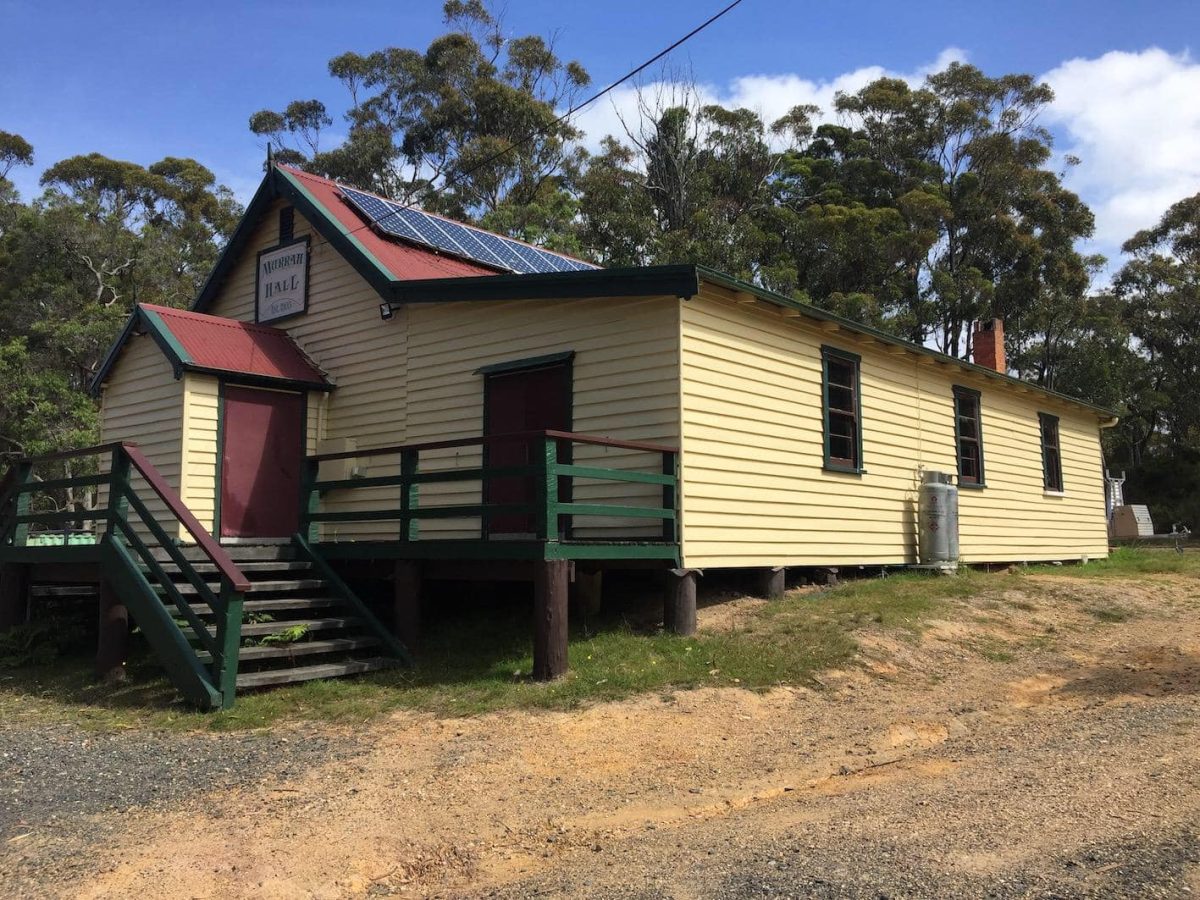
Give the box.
[90,304,331,395]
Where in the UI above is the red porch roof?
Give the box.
[139,304,329,387]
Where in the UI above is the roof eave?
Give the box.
[694,267,1121,421]
[386,264,701,305]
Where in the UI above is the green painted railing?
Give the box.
[301,430,679,557]
[0,442,248,709]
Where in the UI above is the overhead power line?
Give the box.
[303,0,748,246]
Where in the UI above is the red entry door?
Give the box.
[220,386,304,539]
[484,363,571,536]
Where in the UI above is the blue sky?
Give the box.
[3,0,1199,274]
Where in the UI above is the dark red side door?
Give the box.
[484,363,571,536]
[220,386,304,539]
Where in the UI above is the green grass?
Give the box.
[0,552,1180,735]
[0,571,966,733]
[1029,546,1200,578]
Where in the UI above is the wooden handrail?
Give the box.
[308,429,679,463]
[11,441,131,466]
[122,445,251,592]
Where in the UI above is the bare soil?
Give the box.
[7,573,1200,898]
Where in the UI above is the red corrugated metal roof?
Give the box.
[278,165,497,281]
[140,304,329,386]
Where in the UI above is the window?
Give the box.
[821,346,862,473]
[953,387,985,487]
[1039,413,1063,492]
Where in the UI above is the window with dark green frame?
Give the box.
[1039,413,1064,492]
[953,386,985,487]
[821,346,863,473]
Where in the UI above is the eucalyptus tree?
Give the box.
[249,0,590,247]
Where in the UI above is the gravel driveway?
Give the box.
[0,723,360,892]
[2,572,1198,899]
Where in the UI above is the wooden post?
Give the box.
[757,566,786,600]
[399,447,419,542]
[814,566,839,588]
[664,568,698,636]
[393,560,422,650]
[0,563,28,632]
[11,461,33,547]
[533,559,569,680]
[96,578,129,683]
[576,566,603,616]
[212,577,244,708]
[299,457,320,543]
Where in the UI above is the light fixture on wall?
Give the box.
[379,302,394,321]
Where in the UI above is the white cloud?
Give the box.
[572,46,1200,277]
[1042,48,1200,259]
[572,47,968,154]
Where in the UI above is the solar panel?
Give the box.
[339,186,597,275]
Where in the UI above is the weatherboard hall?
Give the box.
[0,163,1117,709]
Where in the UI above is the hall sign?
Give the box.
[255,237,309,323]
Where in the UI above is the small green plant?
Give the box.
[260,623,310,645]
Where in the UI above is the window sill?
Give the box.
[823,463,865,476]
[1043,490,1066,498]
[959,481,987,491]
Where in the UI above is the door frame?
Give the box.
[214,380,308,542]
[479,351,574,539]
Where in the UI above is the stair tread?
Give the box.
[173,596,343,616]
[214,616,362,638]
[235,657,395,689]
[155,561,313,575]
[159,579,326,596]
[197,636,381,663]
[150,545,298,563]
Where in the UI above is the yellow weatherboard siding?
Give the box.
[98,333,185,540]
[405,297,680,540]
[180,374,220,533]
[678,288,1110,568]
[202,199,681,540]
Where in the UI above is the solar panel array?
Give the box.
[340,187,597,275]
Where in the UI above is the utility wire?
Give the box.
[305,0,748,245]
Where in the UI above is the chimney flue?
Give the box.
[972,318,1006,374]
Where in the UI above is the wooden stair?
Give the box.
[149,543,397,690]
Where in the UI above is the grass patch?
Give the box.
[1030,547,1200,578]
[0,570,968,734]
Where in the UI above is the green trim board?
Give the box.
[474,350,575,376]
[820,345,864,475]
[90,306,187,396]
[139,306,193,373]
[312,539,680,564]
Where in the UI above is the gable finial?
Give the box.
[266,142,275,171]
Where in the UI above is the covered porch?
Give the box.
[0,429,683,707]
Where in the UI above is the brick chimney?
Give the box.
[972,318,1006,373]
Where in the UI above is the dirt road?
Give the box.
[5,572,1200,898]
